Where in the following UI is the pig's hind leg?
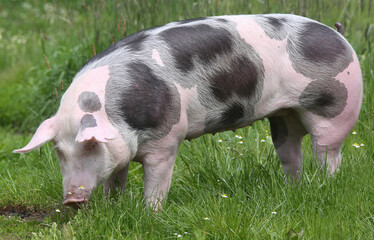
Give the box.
[296,54,362,174]
[299,111,358,174]
[269,110,308,180]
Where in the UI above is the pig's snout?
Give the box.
[63,198,88,209]
[63,196,88,206]
[63,188,90,208]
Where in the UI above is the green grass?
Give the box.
[0,0,373,239]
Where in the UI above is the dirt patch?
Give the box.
[0,205,49,221]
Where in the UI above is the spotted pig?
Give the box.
[14,14,363,209]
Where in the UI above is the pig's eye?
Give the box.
[86,142,97,151]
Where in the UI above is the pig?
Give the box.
[14,14,363,209]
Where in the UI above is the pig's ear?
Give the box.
[13,116,57,154]
[75,114,117,143]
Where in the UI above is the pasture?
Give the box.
[0,0,373,239]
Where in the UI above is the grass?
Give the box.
[0,0,373,239]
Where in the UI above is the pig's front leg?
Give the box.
[103,163,129,194]
[141,146,178,210]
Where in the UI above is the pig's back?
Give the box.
[77,14,360,141]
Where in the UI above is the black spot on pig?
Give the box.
[78,91,101,113]
[125,32,149,52]
[160,24,233,72]
[265,16,285,28]
[299,79,348,118]
[178,17,207,24]
[209,55,264,102]
[80,114,97,130]
[287,22,353,80]
[204,102,245,133]
[215,18,229,23]
[256,16,287,40]
[82,30,153,68]
[269,116,288,149]
[221,102,245,126]
[297,22,347,63]
[203,50,264,133]
[114,62,180,135]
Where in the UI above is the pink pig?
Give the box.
[14,14,362,209]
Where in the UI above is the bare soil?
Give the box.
[0,204,48,221]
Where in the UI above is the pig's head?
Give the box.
[13,66,134,207]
